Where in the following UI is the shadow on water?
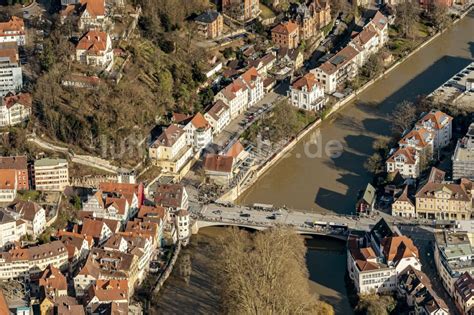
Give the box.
[312,55,473,214]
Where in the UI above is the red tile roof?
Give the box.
[381,235,419,263]
[2,92,32,109]
[80,0,105,17]
[0,169,16,190]
[0,16,24,34]
[416,110,453,131]
[151,124,185,147]
[386,147,417,165]
[77,30,108,54]
[226,140,245,158]
[272,21,299,35]
[203,154,234,173]
[291,73,320,91]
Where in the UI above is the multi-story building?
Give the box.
[0,241,68,280]
[85,279,129,313]
[289,73,325,111]
[312,45,360,94]
[203,154,234,186]
[0,17,26,46]
[0,155,29,190]
[415,178,472,220]
[0,92,32,127]
[434,231,474,298]
[222,0,260,22]
[240,67,264,106]
[37,265,68,300]
[454,272,474,315]
[57,230,93,269]
[182,113,213,153]
[349,24,381,66]
[453,123,474,181]
[74,248,139,296]
[78,0,107,30]
[204,100,231,135]
[399,128,434,171]
[123,219,161,248]
[174,209,190,241]
[75,30,113,71]
[148,124,194,178]
[82,182,142,223]
[7,201,46,237]
[386,147,420,179]
[347,219,421,294]
[397,266,449,315]
[290,0,331,41]
[0,168,17,203]
[0,208,25,249]
[103,234,153,281]
[154,184,188,211]
[415,110,453,150]
[194,10,223,39]
[391,185,416,218]
[0,43,22,97]
[215,78,249,119]
[271,21,300,50]
[248,53,276,77]
[80,218,113,245]
[32,158,69,191]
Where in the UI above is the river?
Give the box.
[155,12,474,315]
[239,10,474,214]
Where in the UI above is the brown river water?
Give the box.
[154,12,474,314]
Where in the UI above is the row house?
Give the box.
[288,72,325,111]
[175,209,191,241]
[75,30,114,71]
[0,241,68,280]
[6,201,46,237]
[312,11,388,94]
[0,17,26,46]
[0,209,26,249]
[80,217,114,245]
[214,67,264,119]
[290,0,331,41]
[415,110,453,150]
[148,124,194,178]
[271,21,300,50]
[240,67,264,106]
[104,234,153,281]
[204,100,231,135]
[222,0,260,22]
[215,78,249,119]
[0,92,32,127]
[347,219,421,294]
[137,205,167,245]
[57,230,93,269]
[397,266,449,315]
[248,53,276,77]
[32,158,69,191]
[434,231,474,300]
[386,146,420,179]
[42,296,84,315]
[85,279,129,314]
[0,43,23,97]
[74,248,139,296]
[415,178,473,220]
[391,185,416,218]
[0,155,29,190]
[124,219,161,247]
[182,113,213,153]
[82,182,142,222]
[194,10,223,39]
[312,45,360,94]
[0,169,17,203]
[453,272,474,315]
[37,265,68,300]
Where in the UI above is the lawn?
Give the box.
[259,3,276,20]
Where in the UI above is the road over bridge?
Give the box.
[191,203,398,240]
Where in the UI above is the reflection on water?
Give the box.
[154,228,352,315]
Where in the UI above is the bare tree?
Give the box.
[427,2,451,32]
[391,100,417,135]
[396,1,420,39]
[215,228,334,315]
